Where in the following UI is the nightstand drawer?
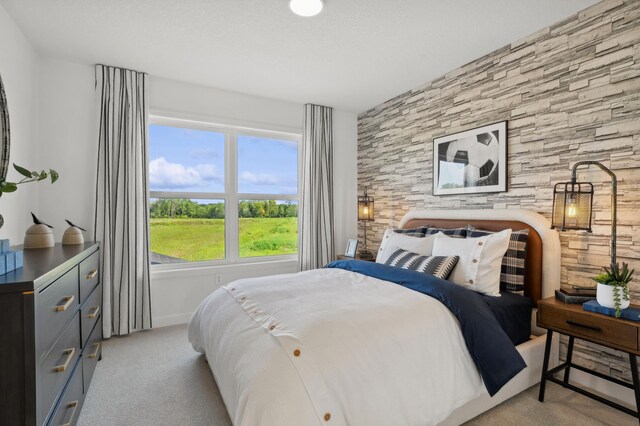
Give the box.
[539,303,638,352]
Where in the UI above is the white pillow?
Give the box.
[431,229,512,297]
[376,229,436,264]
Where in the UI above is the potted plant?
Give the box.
[593,262,635,318]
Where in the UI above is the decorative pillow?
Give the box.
[423,227,467,238]
[467,228,530,295]
[376,229,436,264]
[384,249,459,280]
[431,229,512,297]
[394,225,429,237]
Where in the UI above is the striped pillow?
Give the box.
[424,227,467,238]
[467,228,529,294]
[393,226,429,237]
[384,249,459,280]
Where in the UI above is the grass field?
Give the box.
[150,217,297,262]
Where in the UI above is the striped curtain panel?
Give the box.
[94,65,152,338]
[299,104,335,270]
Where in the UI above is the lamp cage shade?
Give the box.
[551,181,594,231]
[358,191,374,221]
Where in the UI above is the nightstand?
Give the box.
[537,296,640,421]
[336,254,376,262]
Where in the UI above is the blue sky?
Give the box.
[149,125,298,195]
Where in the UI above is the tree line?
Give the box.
[150,199,297,219]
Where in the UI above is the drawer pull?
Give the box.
[87,342,101,359]
[88,305,100,319]
[566,320,602,332]
[61,400,79,426]
[86,269,98,280]
[56,296,75,312]
[54,348,75,372]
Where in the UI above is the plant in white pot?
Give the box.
[593,262,635,318]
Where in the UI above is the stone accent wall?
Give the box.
[357,0,640,380]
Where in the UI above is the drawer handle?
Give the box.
[61,400,79,426]
[87,342,101,359]
[56,296,75,312]
[566,320,602,332]
[88,305,100,319]
[54,348,75,372]
[86,269,98,280]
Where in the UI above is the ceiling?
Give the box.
[1,0,599,113]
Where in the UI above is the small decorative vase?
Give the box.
[62,226,84,245]
[596,283,630,310]
[24,224,55,248]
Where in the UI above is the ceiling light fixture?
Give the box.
[289,0,324,17]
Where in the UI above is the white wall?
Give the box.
[332,109,358,255]
[35,57,95,240]
[0,4,41,243]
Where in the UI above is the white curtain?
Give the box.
[94,65,152,338]
[299,104,335,270]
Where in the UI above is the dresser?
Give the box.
[0,243,102,426]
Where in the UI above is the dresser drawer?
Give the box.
[80,284,101,348]
[79,251,99,304]
[46,361,84,426]
[36,266,80,359]
[37,313,81,426]
[82,321,102,394]
[539,302,638,352]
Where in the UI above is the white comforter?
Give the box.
[188,268,484,426]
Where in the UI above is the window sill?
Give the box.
[150,255,298,279]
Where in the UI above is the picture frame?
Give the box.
[345,239,359,258]
[433,121,507,196]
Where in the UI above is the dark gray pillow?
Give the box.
[393,226,429,237]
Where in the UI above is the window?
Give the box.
[148,118,299,266]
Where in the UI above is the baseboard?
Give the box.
[153,312,193,328]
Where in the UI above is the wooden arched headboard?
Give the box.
[398,209,561,303]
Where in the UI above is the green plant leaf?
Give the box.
[49,169,59,183]
[0,182,18,193]
[38,171,47,181]
[13,163,33,178]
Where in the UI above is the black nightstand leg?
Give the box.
[630,354,640,421]
[564,336,575,384]
[539,330,553,402]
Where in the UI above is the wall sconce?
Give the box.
[551,160,617,265]
[358,188,375,259]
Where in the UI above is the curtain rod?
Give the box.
[95,63,149,75]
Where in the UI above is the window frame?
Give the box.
[149,114,301,271]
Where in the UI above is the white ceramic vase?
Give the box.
[596,283,630,310]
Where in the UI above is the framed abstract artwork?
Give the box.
[433,121,507,196]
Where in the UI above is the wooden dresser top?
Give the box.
[0,242,99,294]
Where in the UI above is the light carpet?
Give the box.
[78,324,636,426]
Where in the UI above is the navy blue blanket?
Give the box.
[325,260,526,396]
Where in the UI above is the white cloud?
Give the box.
[195,164,222,181]
[240,171,281,186]
[149,157,222,189]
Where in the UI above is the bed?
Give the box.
[189,209,561,425]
